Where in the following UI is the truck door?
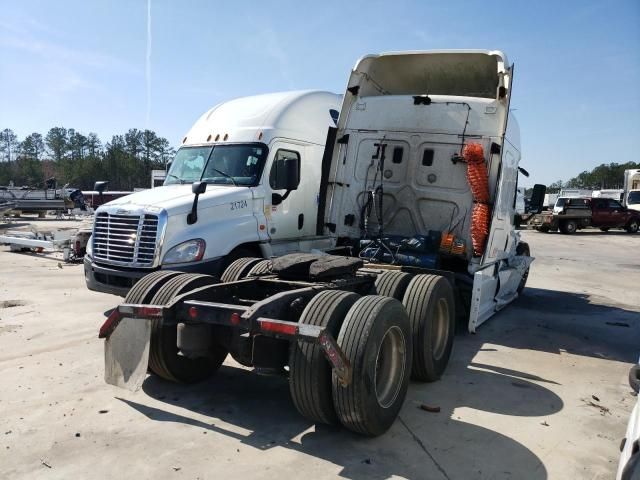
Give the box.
[264,143,308,242]
[590,198,607,225]
[607,199,627,227]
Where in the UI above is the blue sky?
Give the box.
[0,0,639,186]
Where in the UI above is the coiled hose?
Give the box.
[463,143,491,256]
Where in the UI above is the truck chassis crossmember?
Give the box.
[100,275,374,386]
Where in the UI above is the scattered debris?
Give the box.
[592,395,600,402]
[75,432,81,437]
[419,404,441,413]
[606,321,629,328]
[57,263,63,269]
[581,398,611,415]
[41,459,52,469]
[98,410,109,414]
[172,467,181,472]
[540,421,550,427]
[4,430,11,435]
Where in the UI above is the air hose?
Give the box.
[463,143,491,256]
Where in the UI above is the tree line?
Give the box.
[538,161,640,194]
[0,127,175,191]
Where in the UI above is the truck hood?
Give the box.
[103,184,252,215]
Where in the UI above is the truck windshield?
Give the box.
[628,191,640,205]
[164,144,268,186]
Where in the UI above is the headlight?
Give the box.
[163,239,206,264]
[86,235,93,256]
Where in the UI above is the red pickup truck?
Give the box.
[529,197,640,234]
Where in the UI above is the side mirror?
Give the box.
[272,157,300,191]
[517,166,530,177]
[529,184,547,214]
[192,181,207,195]
[187,181,207,225]
[94,181,109,194]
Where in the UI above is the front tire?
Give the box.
[220,257,262,283]
[626,219,639,233]
[402,275,455,382]
[332,296,411,436]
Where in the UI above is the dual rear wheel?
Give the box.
[289,271,455,436]
[124,271,225,383]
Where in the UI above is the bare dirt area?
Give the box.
[0,221,638,480]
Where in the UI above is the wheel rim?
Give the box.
[631,221,639,232]
[567,223,576,233]
[374,326,406,408]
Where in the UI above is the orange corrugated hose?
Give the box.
[463,143,491,256]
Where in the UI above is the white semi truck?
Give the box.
[101,50,542,436]
[84,91,341,296]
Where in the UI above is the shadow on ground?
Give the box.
[494,287,640,363]
[114,287,639,479]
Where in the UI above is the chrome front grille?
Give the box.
[93,212,158,267]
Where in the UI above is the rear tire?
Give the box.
[289,290,360,425]
[247,259,272,276]
[221,257,262,283]
[402,275,455,382]
[148,273,227,383]
[332,296,411,436]
[560,220,577,234]
[372,271,412,300]
[599,227,610,232]
[626,219,639,233]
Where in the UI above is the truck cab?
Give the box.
[320,50,530,330]
[84,91,341,296]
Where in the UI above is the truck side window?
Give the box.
[270,149,301,189]
[392,147,403,164]
[608,199,623,209]
[422,149,434,166]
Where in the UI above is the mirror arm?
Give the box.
[187,194,200,225]
[272,190,293,206]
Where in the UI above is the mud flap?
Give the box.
[104,318,151,391]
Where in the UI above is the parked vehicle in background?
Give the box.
[84,90,342,296]
[553,196,589,213]
[559,188,592,198]
[543,193,558,210]
[593,189,623,201]
[623,169,640,212]
[530,196,640,233]
[617,360,640,480]
[151,169,166,188]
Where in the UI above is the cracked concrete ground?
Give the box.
[1,217,638,479]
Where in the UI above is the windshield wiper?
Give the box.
[166,173,185,184]
[205,168,239,187]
